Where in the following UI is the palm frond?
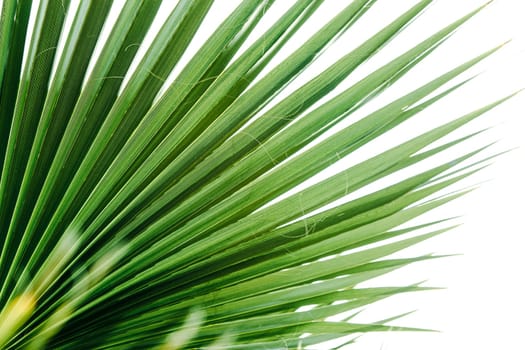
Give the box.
[0,0,515,349]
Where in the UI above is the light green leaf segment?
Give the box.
[0,0,513,348]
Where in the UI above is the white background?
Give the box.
[303,1,525,349]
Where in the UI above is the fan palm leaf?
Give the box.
[0,0,516,349]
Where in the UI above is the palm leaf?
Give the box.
[0,1,515,349]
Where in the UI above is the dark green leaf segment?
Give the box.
[0,1,512,349]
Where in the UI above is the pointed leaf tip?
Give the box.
[499,38,512,48]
